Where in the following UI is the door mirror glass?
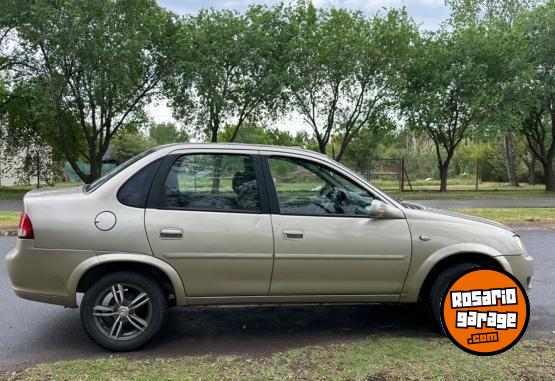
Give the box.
[368,200,404,219]
[368,200,387,218]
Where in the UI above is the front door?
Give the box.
[145,151,274,296]
[264,154,412,297]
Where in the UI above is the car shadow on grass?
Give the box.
[146,303,439,357]
[0,303,440,372]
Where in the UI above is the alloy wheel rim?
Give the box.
[92,282,152,341]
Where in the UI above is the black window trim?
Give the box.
[147,152,270,214]
[116,157,164,209]
[260,154,381,219]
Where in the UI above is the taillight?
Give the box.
[18,212,34,239]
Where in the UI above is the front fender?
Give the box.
[400,243,511,303]
[67,253,187,307]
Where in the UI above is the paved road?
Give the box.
[1,232,553,370]
[405,198,555,209]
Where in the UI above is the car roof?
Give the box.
[157,142,328,158]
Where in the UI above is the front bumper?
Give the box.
[500,254,534,292]
[5,239,97,307]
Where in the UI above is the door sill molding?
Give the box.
[183,294,401,306]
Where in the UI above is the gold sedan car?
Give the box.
[6,144,533,351]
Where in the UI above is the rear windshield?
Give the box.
[83,148,159,193]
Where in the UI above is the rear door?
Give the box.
[262,152,412,298]
[145,149,274,297]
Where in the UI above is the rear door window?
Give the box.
[163,154,262,213]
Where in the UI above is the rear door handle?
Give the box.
[282,229,303,240]
[160,229,183,239]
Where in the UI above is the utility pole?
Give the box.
[475,157,479,191]
[36,152,40,188]
[400,157,405,192]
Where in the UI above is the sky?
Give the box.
[147,0,451,135]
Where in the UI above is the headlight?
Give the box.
[513,235,528,256]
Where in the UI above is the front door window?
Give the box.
[268,156,374,216]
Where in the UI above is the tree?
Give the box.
[340,121,394,173]
[165,5,290,143]
[401,26,489,192]
[446,0,537,187]
[149,122,189,145]
[0,82,59,186]
[287,4,414,160]
[446,0,535,25]
[9,0,174,183]
[485,1,555,191]
[516,2,555,191]
[0,4,23,76]
[219,122,272,144]
[111,126,155,163]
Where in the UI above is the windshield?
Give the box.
[83,148,159,193]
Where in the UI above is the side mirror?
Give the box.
[368,200,405,219]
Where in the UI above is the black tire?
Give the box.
[427,262,480,335]
[80,271,167,351]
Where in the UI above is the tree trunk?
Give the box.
[317,139,327,155]
[549,110,555,192]
[211,154,223,194]
[528,156,536,185]
[544,159,555,192]
[439,163,449,192]
[88,152,103,183]
[433,140,454,193]
[503,132,519,187]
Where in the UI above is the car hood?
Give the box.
[401,201,514,233]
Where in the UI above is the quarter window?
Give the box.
[164,154,261,213]
[268,157,374,216]
[118,158,162,208]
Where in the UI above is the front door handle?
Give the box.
[160,228,183,239]
[282,229,303,240]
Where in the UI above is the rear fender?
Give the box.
[67,253,187,307]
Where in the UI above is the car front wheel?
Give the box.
[428,262,480,334]
[80,271,167,351]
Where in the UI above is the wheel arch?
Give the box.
[67,254,187,307]
[400,244,512,303]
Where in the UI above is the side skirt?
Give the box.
[183,294,401,306]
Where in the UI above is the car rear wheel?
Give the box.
[427,262,480,334]
[80,271,167,351]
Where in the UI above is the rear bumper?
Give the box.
[12,289,72,306]
[5,239,97,307]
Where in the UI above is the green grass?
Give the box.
[389,182,555,200]
[0,211,20,228]
[374,179,545,190]
[454,208,555,224]
[4,337,553,381]
[0,185,34,201]
[373,180,555,200]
